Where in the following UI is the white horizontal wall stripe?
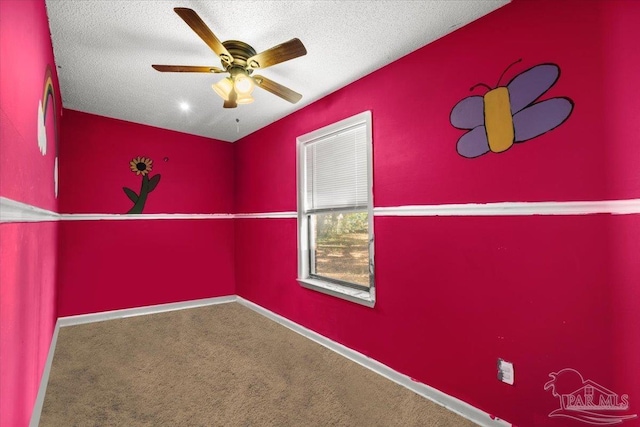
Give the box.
[0,197,59,223]
[60,213,234,221]
[374,199,640,217]
[3,197,639,223]
[235,211,297,219]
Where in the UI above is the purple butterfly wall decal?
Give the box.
[450,60,574,159]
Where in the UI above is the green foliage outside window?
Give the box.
[315,212,368,238]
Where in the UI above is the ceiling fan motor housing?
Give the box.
[222,40,258,73]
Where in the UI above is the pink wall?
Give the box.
[57,219,234,316]
[2,0,637,425]
[0,1,61,426]
[0,223,58,426]
[234,1,640,426]
[59,110,234,215]
[0,1,62,212]
[57,110,235,316]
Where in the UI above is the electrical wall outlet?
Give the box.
[497,358,514,385]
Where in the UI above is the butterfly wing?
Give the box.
[457,126,490,158]
[450,95,484,129]
[508,64,560,114]
[513,97,574,142]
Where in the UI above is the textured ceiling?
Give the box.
[45,0,509,142]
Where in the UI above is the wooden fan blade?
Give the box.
[152,65,225,73]
[223,89,237,108]
[246,38,307,70]
[252,75,302,104]
[173,8,233,65]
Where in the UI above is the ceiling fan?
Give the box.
[152,7,307,108]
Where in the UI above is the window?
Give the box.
[296,111,374,307]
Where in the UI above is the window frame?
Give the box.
[296,111,375,307]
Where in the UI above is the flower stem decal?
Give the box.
[123,157,161,214]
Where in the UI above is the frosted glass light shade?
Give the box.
[212,78,233,100]
[234,74,254,95]
[236,92,254,104]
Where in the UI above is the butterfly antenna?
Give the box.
[496,58,522,86]
[469,83,492,92]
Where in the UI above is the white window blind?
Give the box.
[304,124,368,211]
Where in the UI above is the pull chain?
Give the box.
[236,118,240,134]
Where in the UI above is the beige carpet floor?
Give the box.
[40,302,477,426]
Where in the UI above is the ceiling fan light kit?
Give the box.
[236,92,254,105]
[212,78,233,101]
[152,7,307,109]
[233,73,254,95]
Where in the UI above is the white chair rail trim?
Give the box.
[3,196,639,223]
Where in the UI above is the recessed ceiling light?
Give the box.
[179,102,190,111]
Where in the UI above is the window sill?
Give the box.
[297,278,375,308]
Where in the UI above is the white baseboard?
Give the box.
[236,297,512,427]
[31,295,511,427]
[57,295,237,327]
[29,320,61,427]
[29,295,237,426]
